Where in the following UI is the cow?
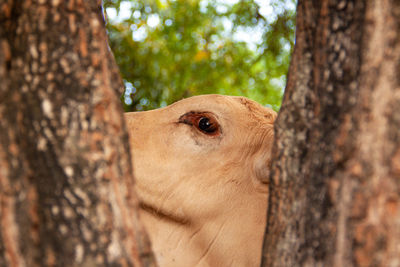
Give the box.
[125,94,277,267]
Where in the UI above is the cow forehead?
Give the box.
[167,94,276,123]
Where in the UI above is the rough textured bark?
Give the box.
[262,0,400,266]
[0,0,155,266]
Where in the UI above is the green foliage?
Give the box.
[103,0,296,111]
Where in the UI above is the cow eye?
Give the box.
[179,112,220,136]
[198,117,217,133]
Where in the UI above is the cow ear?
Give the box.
[250,110,276,187]
[251,124,275,185]
[253,149,272,184]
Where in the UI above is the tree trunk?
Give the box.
[262,0,400,266]
[0,1,155,266]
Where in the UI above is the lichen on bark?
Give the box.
[0,1,155,266]
[262,0,400,266]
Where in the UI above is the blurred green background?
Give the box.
[103,0,296,111]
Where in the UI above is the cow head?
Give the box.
[125,94,276,266]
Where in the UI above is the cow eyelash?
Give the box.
[178,112,221,136]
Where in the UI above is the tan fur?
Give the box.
[125,95,276,267]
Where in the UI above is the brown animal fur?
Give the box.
[125,95,276,267]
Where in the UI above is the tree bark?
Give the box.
[262,0,400,266]
[0,1,155,266]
